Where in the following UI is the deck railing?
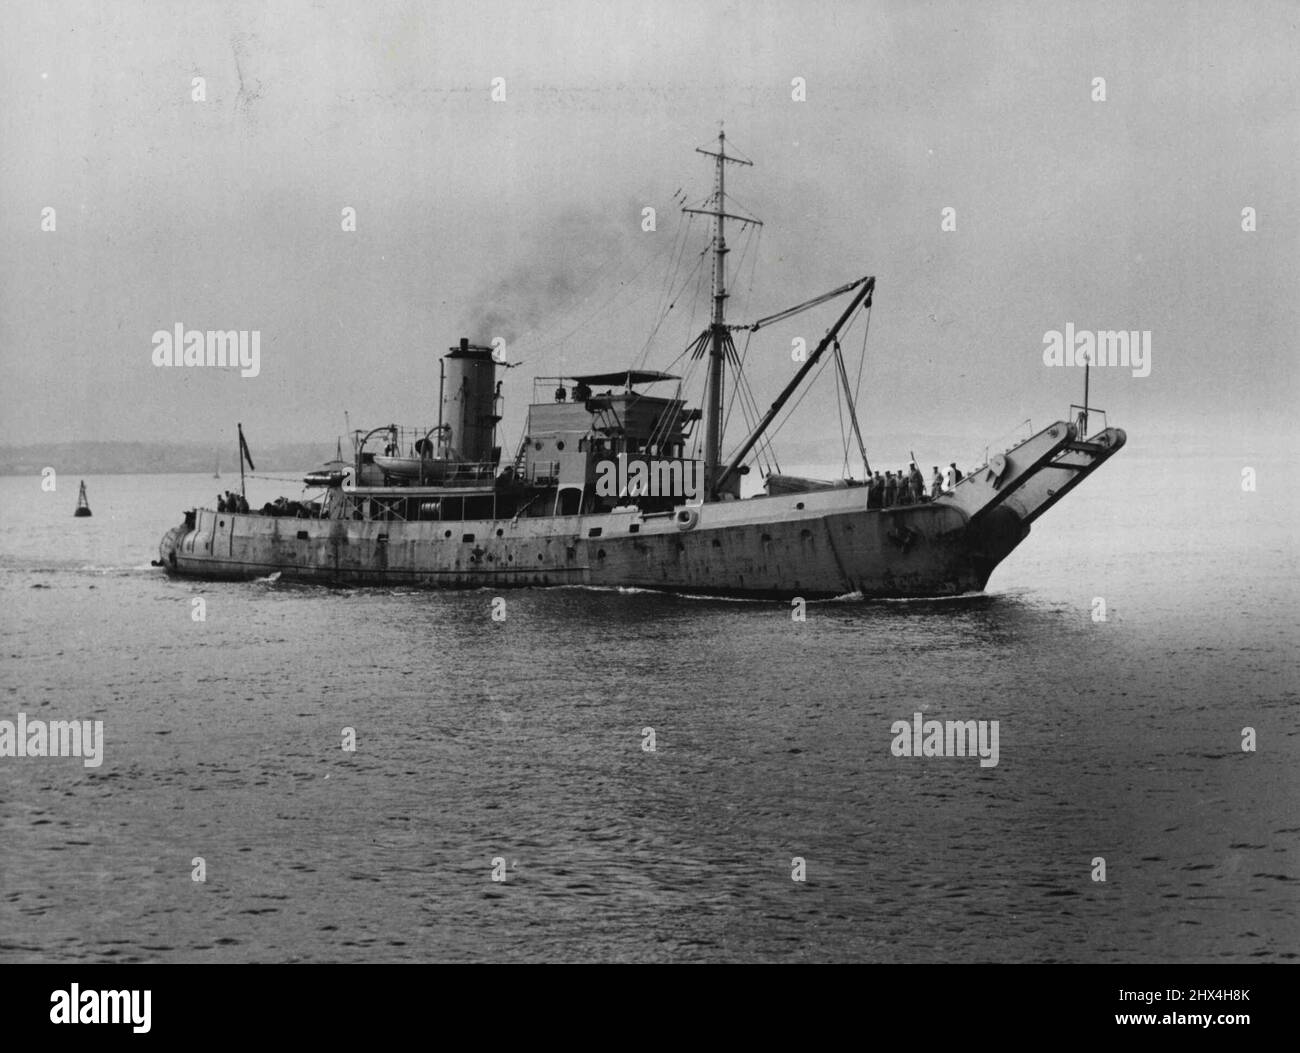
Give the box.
[1069,404,1108,440]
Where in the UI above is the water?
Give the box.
[0,456,1295,962]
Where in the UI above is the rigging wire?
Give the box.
[732,335,780,476]
[723,335,843,472]
[634,212,697,370]
[852,301,870,411]
[521,204,710,379]
[852,307,873,467]
[722,330,775,476]
[512,228,673,365]
[728,223,764,351]
[833,335,872,477]
[651,211,692,324]
[733,278,867,332]
[717,136,755,166]
[720,334,752,451]
[521,244,673,367]
[684,244,710,348]
[631,236,710,374]
[649,329,708,452]
[835,351,850,478]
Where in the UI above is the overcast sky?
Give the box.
[2,0,1296,466]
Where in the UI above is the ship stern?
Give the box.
[156,522,184,573]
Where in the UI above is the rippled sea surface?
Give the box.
[0,453,1296,962]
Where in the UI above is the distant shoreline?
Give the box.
[0,441,337,477]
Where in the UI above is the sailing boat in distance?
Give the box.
[74,480,92,518]
[214,454,221,479]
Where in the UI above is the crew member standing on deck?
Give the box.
[883,471,897,508]
[908,463,924,503]
[931,466,945,499]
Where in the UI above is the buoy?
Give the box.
[74,480,92,518]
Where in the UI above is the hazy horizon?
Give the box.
[2,0,1296,463]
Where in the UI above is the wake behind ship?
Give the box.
[157,133,1125,599]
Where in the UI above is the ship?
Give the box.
[156,133,1126,599]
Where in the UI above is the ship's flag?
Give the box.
[238,423,256,471]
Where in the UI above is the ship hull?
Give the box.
[160,499,1010,599]
[157,423,1124,599]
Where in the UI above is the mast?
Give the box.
[683,130,759,500]
[705,134,727,498]
[1081,357,1090,438]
